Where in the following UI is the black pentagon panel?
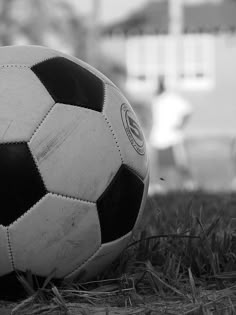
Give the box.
[0,143,46,226]
[97,165,144,243]
[31,57,104,112]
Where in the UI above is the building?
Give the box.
[101,0,236,190]
[102,0,236,137]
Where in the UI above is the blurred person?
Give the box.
[230,137,236,191]
[149,76,196,193]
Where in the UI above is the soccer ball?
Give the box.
[0,45,149,291]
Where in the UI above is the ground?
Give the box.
[0,191,235,314]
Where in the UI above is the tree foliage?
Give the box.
[0,0,87,59]
[0,0,126,91]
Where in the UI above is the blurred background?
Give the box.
[2,0,236,192]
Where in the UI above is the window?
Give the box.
[126,35,169,93]
[125,33,215,93]
[178,34,215,89]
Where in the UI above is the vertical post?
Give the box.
[86,0,101,67]
[0,0,14,46]
[168,0,183,89]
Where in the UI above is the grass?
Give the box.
[1,191,236,314]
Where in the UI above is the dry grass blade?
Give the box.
[51,285,69,313]
[214,272,236,280]
[3,192,236,314]
[196,217,218,275]
[41,268,57,290]
[188,268,198,303]
[11,295,35,315]
[145,260,187,299]
[15,271,35,296]
[228,297,236,314]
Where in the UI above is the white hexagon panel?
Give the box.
[29,103,122,202]
[65,232,132,282]
[0,67,54,142]
[9,193,101,278]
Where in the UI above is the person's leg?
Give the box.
[149,146,159,184]
[173,141,197,190]
[230,137,236,190]
[148,146,165,194]
[158,146,178,190]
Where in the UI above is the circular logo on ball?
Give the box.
[120,103,145,155]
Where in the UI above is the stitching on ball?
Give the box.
[101,80,106,113]
[6,227,15,270]
[0,141,27,145]
[73,59,117,94]
[30,57,58,68]
[71,57,106,83]
[49,192,96,205]
[8,195,48,228]
[0,64,29,69]
[125,164,146,181]
[72,61,106,113]
[32,56,107,113]
[8,191,95,229]
[64,243,102,280]
[60,102,102,112]
[105,82,119,92]
[102,114,124,164]
[102,113,124,164]
[27,144,48,191]
[29,104,56,144]
[102,82,109,113]
[101,87,124,165]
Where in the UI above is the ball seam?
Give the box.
[49,192,96,205]
[102,113,124,164]
[65,55,114,93]
[6,227,15,270]
[101,84,124,164]
[28,70,56,143]
[0,141,26,145]
[27,144,48,193]
[0,64,29,68]
[8,192,95,229]
[64,244,102,280]
[8,195,48,228]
